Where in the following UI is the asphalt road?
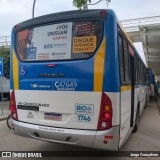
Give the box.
[0,100,160,160]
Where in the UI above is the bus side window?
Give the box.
[139,61,142,83]
[142,65,145,83]
[140,63,143,83]
[138,59,140,83]
[134,55,137,83]
[118,35,125,83]
[123,39,130,82]
[136,56,139,83]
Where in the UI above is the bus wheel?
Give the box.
[132,108,139,133]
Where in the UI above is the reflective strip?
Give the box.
[121,86,131,92]
[12,50,19,89]
[94,37,106,92]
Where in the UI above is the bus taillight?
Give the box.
[10,90,18,121]
[97,93,112,130]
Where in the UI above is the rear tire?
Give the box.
[145,95,147,109]
[132,108,139,132]
[6,114,12,129]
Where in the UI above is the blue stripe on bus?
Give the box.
[18,58,94,92]
[10,30,14,90]
[103,10,120,92]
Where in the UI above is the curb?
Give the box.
[0,117,8,121]
[155,95,160,113]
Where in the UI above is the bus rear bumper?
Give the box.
[12,119,119,150]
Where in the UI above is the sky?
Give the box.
[0,0,160,63]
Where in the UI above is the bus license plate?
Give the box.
[44,113,62,121]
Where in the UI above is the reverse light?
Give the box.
[97,92,112,130]
[10,90,18,121]
[101,122,107,127]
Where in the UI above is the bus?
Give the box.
[10,9,147,150]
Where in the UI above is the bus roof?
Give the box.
[15,9,107,30]
[14,9,146,67]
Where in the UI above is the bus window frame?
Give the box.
[118,28,131,86]
[14,18,104,63]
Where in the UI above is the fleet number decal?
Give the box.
[54,81,77,91]
[77,115,93,123]
[72,36,97,53]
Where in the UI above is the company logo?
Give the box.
[2,152,11,158]
[75,104,94,114]
[30,84,51,89]
[2,152,42,158]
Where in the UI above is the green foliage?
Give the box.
[0,47,10,79]
[73,0,89,9]
[73,0,110,9]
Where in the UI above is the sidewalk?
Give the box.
[154,94,160,113]
[0,101,10,121]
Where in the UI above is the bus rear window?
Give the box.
[16,20,102,61]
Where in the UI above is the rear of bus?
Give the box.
[10,10,120,150]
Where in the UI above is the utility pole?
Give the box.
[32,0,36,18]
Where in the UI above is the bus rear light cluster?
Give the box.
[97,93,112,130]
[10,90,18,121]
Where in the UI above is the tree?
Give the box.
[0,47,10,79]
[73,0,111,10]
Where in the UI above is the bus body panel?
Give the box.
[12,118,120,150]
[103,10,120,92]
[11,34,108,130]
[15,90,101,129]
[119,85,147,147]
[10,9,147,150]
[11,12,121,131]
[119,88,131,146]
[14,90,120,129]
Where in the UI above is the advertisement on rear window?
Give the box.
[17,23,72,61]
[17,21,102,61]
